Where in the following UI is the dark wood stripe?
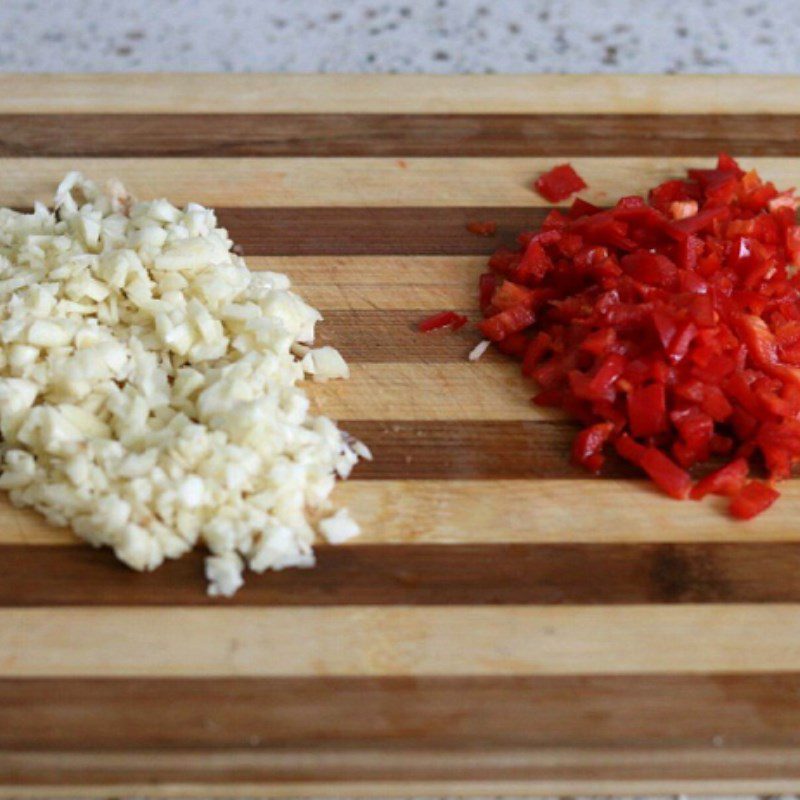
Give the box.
[12,206,544,256]
[318,309,482,362]
[2,113,800,156]
[8,676,800,788]
[217,207,546,255]
[345,420,605,479]
[3,541,800,606]
[3,674,800,752]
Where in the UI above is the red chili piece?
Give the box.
[466,220,498,237]
[729,481,780,519]
[690,458,749,500]
[534,163,588,202]
[571,422,615,473]
[478,154,800,518]
[418,310,468,333]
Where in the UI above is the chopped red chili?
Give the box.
[571,422,615,474]
[534,163,588,203]
[729,481,780,520]
[478,304,535,342]
[640,447,692,500]
[418,310,468,333]
[690,458,749,500]
[478,154,800,518]
[466,220,498,237]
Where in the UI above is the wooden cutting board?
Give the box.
[4,74,800,797]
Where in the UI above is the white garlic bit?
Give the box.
[468,340,491,362]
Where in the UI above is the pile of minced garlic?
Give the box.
[0,174,368,596]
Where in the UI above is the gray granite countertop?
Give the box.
[0,0,795,73]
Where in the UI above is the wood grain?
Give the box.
[261,255,486,285]
[6,750,800,795]
[3,114,800,157]
[342,419,614,479]
[0,415,617,486]
[4,156,799,207]
[314,310,483,362]
[278,259,483,310]
[5,752,800,795]
[4,541,800,607]
[3,74,800,794]
[4,606,800,677]
[1,75,799,114]
[3,674,800,749]
[333,478,800,545]
[311,362,543,420]
[217,208,542,254]
[2,479,799,547]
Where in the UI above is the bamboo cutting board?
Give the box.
[4,74,800,796]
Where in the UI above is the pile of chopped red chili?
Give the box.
[478,154,800,519]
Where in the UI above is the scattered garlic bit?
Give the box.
[348,437,373,462]
[318,508,361,544]
[305,346,350,382]
[468,339,491,362]
[205,552,245,598]
[0,174,364,597]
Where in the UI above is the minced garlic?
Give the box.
[0,173,369,596]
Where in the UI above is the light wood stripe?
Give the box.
[2,606,800,677]
[287,282,474,312]
[4,775,800,797]
[3,479,799,547]
[4,157,798,208]
[338,479,800,544]
[2,75,800,114]
[4,542,800,606]
[261,255,484,285]
[4,771,800,797]
[0,362,551,423]
[4,114,800,157]
[312,362,541,419]
[260,256,484,310]
[5,749,800,794]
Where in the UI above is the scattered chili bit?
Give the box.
[729,481,780,520]
[534,163,588,203]
[418,310,468,333]
[466,220,498,237]
[479,153,800,519]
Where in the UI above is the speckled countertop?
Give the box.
[0,0,795,73]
